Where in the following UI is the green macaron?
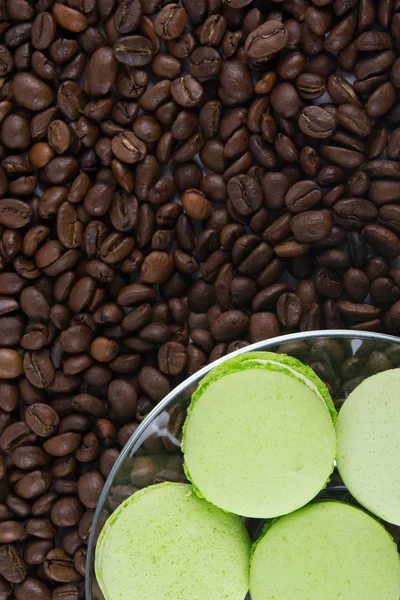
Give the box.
[336,368,400,525]
[95,482,251,600]
[250,501,400,600]
[182,351,337,518]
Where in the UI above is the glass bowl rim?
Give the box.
[85,328,400,598]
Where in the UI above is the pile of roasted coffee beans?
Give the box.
[0,0,399,596]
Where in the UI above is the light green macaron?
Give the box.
[182,351,337,518]
[250,501,400,600]
[336,368,400,525]
[95,482,251,600]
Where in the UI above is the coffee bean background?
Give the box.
[0,0,398,595]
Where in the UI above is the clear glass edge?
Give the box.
[85,328,400,598]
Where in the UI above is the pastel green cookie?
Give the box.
[336,368,400,525]
[182,351,337,518]
[95,482,251,600]
[250,501,400,600]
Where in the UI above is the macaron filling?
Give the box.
[336,368,400,525]
[250,501,400,600]
[183,352,337,518]
[95,482,251,600]
[246,358,327,409]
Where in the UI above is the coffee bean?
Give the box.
[291,210,333,243]
[43,433,82,457]
[245,21,289,61]
[171,75,203,108]
[44,549,79,583]
[0,199,32,229]
[77,470,104,509]
[286,180,322,213]
[334,198,378,229]
[114,0,141,35]
[0,349,23,379]
[138,365,171,401]
[190,47,222,78]
[227,174,262,216]
[114,35,154,67]
[14,578,51,600]
[298,106,336,138]
[0,545,27,583]
[111,132,147,164]
[25,404,60,437]
[363,224,400,258]
[13,73,54,112]
[155,4,187,40]
[51,498,83,528]
[14,470,52,500]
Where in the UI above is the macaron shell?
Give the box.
[250,501,400,600]
[95,482,251,600]
[183,352,336,518]
[336,368,400,525]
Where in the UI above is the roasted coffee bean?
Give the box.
[155,4,187,40]
[290,210,333,243]
[114,0,141,35]
[14,470,52,500]
[25,404,60,437]
[0,199,32,229]
[245,21,289,61]
[44,549,79,583]
[114,35,154,67]
[0,545,27,583]
[298,106,336,139]
[363,224,400,258]
[112,132,147,164]
[286,181,322,213]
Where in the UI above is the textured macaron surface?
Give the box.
[336,368,400,525]
[95,482,251,600]
[183,352,336,518]
[250,501,400,600]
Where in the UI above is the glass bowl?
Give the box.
[86,329,400,600]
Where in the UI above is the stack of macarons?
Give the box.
[95,351,400,600]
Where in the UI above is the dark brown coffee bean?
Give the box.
[111,131,147,164]
[286,180,322,213]
[366,82,396,117]
[0,545,27,583]
[114,35,154,67]
[249,312,280,342]
[190,47,222,78]
[14,578,51,600]
[245,21,289,61]
[43,433,82,457]
[13,73,54,112]
[171,75,203,108]
[25,404,59,438]
[290,210,333,243]
[50,498,83,528]
[363,224,400,258]
[114,0,141,34]
[0,199,32,229]
[155,4,187,40]
[227,174,262,216]
[276,292,303,328]
[32,12,57,50]
[23,351,55,389]
[298,106,336,139]
[14,471,52,500]
[44,549,79,583]
[210,310,248,342]
[0,521,25,544]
